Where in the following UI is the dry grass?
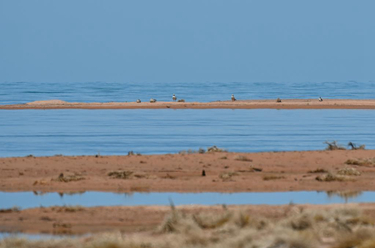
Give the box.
[207,146,226,152]
[0,206,20,213]
[234,155,252,162]
[107,170,133,179]
[4,206,375,248]
[219,172,239,180]
[263,175,285,181]
[51,206,85,213]
[315,172,354,182]
[307,168,328,173]
[337,167,361,176]
[54,173,85,183]
[178,148,205,155]
[346,158,375,166]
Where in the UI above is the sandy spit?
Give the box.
[2,99,375,109]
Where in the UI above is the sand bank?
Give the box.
[1,203,375,235]
[2,99,375,109]
[1,150,375,193]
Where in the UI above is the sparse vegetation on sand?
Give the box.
[179,146,226,154]
[337,167,361,176]
[108,170,133,179]
[178,148,206,155]
[0,206,20,213]
[307,168,328,173]
[263,175,285,181]
[54,173,85,183]
[324,141,346,150]
[207,146,226,152]
[346,158,375,166]
[50,206,85,213]
[219,171,239,180]
[315,172,354,182]
[2,207,375,248]
[234,155,252,162]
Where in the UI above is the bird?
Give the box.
[319,97,323,102]
[150,98,157,103]
[231,94,236,101]
[172,94,177,101]
[276,98,282,103]
[136,99,141,103]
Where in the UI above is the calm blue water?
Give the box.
[0,191,370,209]
[0,109,373,157]
[0,81,374,105]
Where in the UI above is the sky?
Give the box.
[0,0,374,83]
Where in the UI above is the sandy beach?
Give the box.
[2,99,375,109]
[1,150,375,193]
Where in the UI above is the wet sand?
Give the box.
[2,99,375,109]
[1,150,375,193]
[1,203,375,235]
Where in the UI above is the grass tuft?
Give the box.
[263,175,285,181]
[234,155,252,162]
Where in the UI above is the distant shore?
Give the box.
[1,149,375,193]
[2,99,375,109]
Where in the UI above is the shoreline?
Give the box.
[1,150,375,193]
[2,99,375,109]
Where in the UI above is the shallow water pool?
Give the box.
[0,191,370,209]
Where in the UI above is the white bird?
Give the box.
[172,94,177,101]
[136,99,141,103]
[150,98,157,103]
[319,97,323,102]
[231,94,236,101]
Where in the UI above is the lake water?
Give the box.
[0,109,374,157]
[0,191,370,209]
[0,81,374,105]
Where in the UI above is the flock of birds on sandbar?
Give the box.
[136,95,324,103]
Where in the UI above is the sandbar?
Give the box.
[2,99,375,109]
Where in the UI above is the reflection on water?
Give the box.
[0,191,372,210]
[326,191,363,202]
[33,191,86,197]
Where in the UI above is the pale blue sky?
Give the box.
[0,0,374,83]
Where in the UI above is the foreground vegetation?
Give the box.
[2,206,375,248]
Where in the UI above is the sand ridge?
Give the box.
[2,99,375,109]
